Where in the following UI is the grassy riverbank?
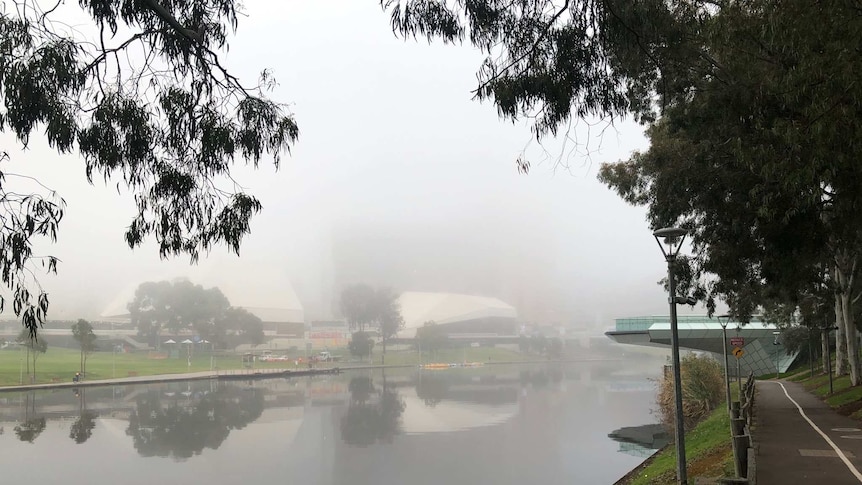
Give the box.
[0,346,531,386]
[616,385,739,485]
[790,368,862,418]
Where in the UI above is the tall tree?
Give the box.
[17,328,47,383]
[598,2,862,384]
[71,319,98,378]
[127,279,233,347]
[1,0,298,339]
[376,287,404,365]
[212,307,265,349]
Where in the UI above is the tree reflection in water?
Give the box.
[70,412,97,444]
[70,388,97,444]
[15,417,46,443]
[126,385,264,460]
[340,375,405,447]
[15,392,45,443]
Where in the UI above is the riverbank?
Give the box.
[614,384,739,485]
[615,406,734,484]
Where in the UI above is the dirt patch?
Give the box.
[836,399,862,416]
[688,442,733,478]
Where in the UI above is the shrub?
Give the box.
[657,353,726,430]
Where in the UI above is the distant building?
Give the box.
[396,291,518,339]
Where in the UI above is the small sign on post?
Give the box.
[730,337,745,347]
[732,347,745,359]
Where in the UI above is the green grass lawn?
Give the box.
[0,346,533,386]
[0,347,321,386]
[826,385,862,407]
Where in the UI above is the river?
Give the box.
[0,358,666,484]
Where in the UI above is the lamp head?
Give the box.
[717,314,731,329]
[653,227,688,260]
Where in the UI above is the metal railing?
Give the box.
[722,372,757,484]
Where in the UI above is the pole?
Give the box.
[824,326,834,395]
[721,325,731,412]
[667,256,688,485]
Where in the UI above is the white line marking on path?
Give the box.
[776,381,862,483]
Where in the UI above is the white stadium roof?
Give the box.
[397,291,517,337]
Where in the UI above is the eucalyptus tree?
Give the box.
[71,318,98,378]
[376,287,404,365]
[598,2,862,384]
[1,0,297,338]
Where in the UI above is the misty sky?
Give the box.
[1,0,707,327]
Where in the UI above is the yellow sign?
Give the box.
[732,347,745,359]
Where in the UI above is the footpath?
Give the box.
[757,379,862,484]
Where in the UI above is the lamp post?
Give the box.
[653,226,689,485]
[773,331,781,379]
[717,315,732,412]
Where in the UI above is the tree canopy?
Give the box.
[71,318,98,377]
[381,0,713,138]
[127,278,262,348]
[1,0,297,337]
[596,2,862,382]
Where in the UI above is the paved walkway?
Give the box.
[757,380,862,484]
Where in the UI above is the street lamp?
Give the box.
[653,226,689,485]
[773,331,781,379]
[717,315,732,412]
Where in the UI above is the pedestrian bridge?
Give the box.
[605,315,798,377]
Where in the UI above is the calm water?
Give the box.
[0,360,665,484]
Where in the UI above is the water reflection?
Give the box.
[0,359,668,484]
[340,375,405,446]
[70,389,96,444]
[126,385,264,460]
[14,393,45,443]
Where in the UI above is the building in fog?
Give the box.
[395,291,518,339]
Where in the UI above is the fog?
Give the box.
[1,0,701,329]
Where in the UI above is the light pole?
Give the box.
[717,315,732,412]
[773,331,781,379]
[653,226,689,485]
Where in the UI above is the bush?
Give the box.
[657,353,726,430]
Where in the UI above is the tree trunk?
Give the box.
[80,348,84,375]
[32,352,37,383]
[382,337,386,366]
[842,291,861,386]
[822,327,830,374]
[836,293,847,376]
